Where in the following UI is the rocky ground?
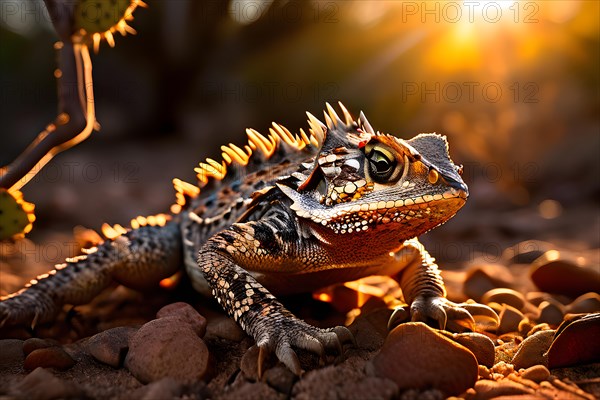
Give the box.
[0,237,599,399]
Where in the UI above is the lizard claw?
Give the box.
[255,320,354,376]
[389,295,498,332]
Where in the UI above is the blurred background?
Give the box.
[0,0,598,275]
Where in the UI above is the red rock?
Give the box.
[24,346,75,371]
[86,326,138,368]
[511,329,555,369]
[548,313,600,369]
[156,302,207,337]
[530,250,600,298]
[125,316,211,383]
[448,332,495,367]
[371,322,478,396]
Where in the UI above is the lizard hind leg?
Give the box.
[0,222,182,329]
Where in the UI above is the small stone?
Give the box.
[567,292,600,314]
[525,292,553,306]
[10,367,82,400]
[537,300,564,326]
[548,313,600,369]
[85,326,138,367]
[463,264,514,301]
[448,332,495,367]
[473,379,534,398]
[125,316,211,383]
[205,315,246,342]
[497,304,525,334]
[127,377,184,400]
[481,288,525,311]
[0,339,25,369]
[490,360,515,377]
[530,250,600,298]
[156,302,207,337]
[24,346,75,371]
[23,338,55,355]
[478,365,492,379]
[502,240,554,264]
[511,329,555,369]
[518,318,536,337]
[264,363,297,394]
[371,322,478,396]
[519,365,550,383]
[348,308,392,351]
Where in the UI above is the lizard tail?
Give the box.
[0,222,182,329]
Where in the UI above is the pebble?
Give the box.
[567,292,600,314]
[537,300,564,326]
[125,316,211,383]
[371,322,478,396]
[530,250,600,297]
[497,304,525,334]
[156,302,207,337]
[348,308,392,351]
[481,288,525,311]
[472,379,534,398]
[264,363,297,394]
[502,240,554,264]
[9,367,82,400]
[520,365,550,383]
[548,313,600,369]
[0,339,25,369]
[447,332,495,367]
[126,377,184,400]
[85,326,138,368]
[463,264,514,301]
[23,338,55,355]
[205,315,246,342]
[511,329,555,369]
[24,346,76,371]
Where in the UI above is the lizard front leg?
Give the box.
[389,238,499,332]
[0,223,182,328]
[194,219,353,376]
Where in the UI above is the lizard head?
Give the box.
[278,103,468,240]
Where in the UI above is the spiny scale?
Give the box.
[177,103,350,213]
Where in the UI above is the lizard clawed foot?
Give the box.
[255,321,354,377]
[388,295,499,332]
[0,291,58,330]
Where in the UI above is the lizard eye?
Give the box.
[367,147,397,183]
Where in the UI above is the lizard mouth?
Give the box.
[303,187,467,235]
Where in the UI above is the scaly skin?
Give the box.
[0,103,499,375]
